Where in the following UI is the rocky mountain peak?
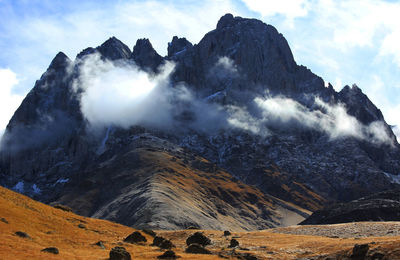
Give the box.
[167,36,192,57]
[131,38,163,72]
[48,52,71,70]
[338,84,385,124]
[216,13,236,29]
[97,36,131,60]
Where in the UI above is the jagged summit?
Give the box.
[76,36,131,61]
[97,36,131,60]
[167,36,192,57]
[216,13,236,29]
[339,84,386,125]
[48,52,71,70]
[131,38,163,71]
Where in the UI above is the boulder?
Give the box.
[123,231,147,244]
[228,238,239,248]
[186,232,211,246]
[109,246,131,260]
[185,243,212,254]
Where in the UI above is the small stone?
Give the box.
[124,231,147,244]
[15,231,30,239]
[78,223,86,229]
[41,247,59,254]
[95,241,105,249]
[0,218,8,224]
[185,243,212,254]
[223,231,231,236]
[110,246,131,260]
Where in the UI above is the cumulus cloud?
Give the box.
[0,68,24,140]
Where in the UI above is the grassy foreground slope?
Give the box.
[1,185,400,259]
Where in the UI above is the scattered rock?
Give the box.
[142,229,157,237]
[124,231,147,244]
[53,204,73,212]
[78,223,86,229]
[110,246,131,260]
[0,218,8,224]
[228,238,239,248]
[95,241,105,249]
[185,243,212,254]
[152,236,175,249]
[351,244,369,259]
[157,250,180,259]
[186,232,211,246]
[223,231,231,236]
[15,231,30,239]
[41,247,59,254]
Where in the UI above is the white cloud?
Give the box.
[0,69,24,139]
[229,95,393,145]
[75,53,176,129]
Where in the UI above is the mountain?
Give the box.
[1,13,400,230]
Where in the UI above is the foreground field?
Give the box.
[1,186,400,259]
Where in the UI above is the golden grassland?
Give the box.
[1,186,400,259]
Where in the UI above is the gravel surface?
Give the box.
[271,222,400,238]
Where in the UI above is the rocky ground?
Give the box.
[273,222,400,238]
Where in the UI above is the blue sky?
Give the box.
[0,0,400,137]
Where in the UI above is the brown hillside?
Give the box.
[2,186,400,259]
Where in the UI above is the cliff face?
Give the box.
[1,14,399,229]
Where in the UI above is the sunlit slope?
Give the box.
[2,186,400,259]
[54,137,312,230]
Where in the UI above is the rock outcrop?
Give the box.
[301,189,400,225]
